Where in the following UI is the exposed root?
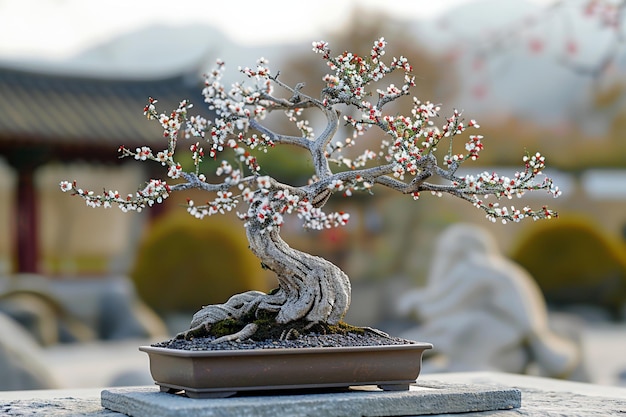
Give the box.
[175,291,266,340]
[189,290,265,329]
[172,309,382,349]
[303,322,318,331]
[279,328,300,340]
[362,326,390,338]
[211,323,259,343]
[175,322,212,341]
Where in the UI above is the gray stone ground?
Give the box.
[575,323,626,386]
[421,372,626,416]
[0,387,122,416]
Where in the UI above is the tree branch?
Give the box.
[249,119,311,149]
[311,106,339,180]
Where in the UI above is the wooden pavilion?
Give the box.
[0,64,208,273]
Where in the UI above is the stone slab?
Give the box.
[101,381,521,417]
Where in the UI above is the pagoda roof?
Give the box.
[0,64,209,164]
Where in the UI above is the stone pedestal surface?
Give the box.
[101,381,520,417]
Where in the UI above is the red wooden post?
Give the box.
[15,167,38,273]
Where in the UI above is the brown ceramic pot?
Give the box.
[140,342,432,398]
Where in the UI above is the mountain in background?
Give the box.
[5,0,625,134]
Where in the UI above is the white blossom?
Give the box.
[62,38,561,234]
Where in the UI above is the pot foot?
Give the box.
[158,385,237,398]
[185,390,238,399]
[378,383,410,391]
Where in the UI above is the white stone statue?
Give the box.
[397,223,581,378]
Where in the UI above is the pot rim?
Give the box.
[139,341,433,357]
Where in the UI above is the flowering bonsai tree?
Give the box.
[60,39,560,343]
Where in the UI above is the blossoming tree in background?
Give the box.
[444,0,626,89]
[60,39,560,342]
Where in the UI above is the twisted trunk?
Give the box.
[177,213,352,341]
[246,221,351,325]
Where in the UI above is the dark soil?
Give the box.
[154,328,417,351]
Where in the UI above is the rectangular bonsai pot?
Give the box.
[140,342,432,398]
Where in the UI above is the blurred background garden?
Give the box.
[0,0,625,390]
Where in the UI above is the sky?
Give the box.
[0,0,557,60]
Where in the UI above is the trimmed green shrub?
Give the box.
[510,216,626,319]
[130,212,269,314]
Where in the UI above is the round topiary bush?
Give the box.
[510,216,626,319]
[130,212,270,314]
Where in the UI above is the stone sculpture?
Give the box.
[397,223,581,378]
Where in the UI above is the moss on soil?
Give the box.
[202,310,366,341]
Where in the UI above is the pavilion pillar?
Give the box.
[7,147,46,275]
[15,166,39,273]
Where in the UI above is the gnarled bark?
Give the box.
[177,213,352,341]
[245,221,351,325]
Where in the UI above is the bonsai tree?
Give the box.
[60,39,560,343]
